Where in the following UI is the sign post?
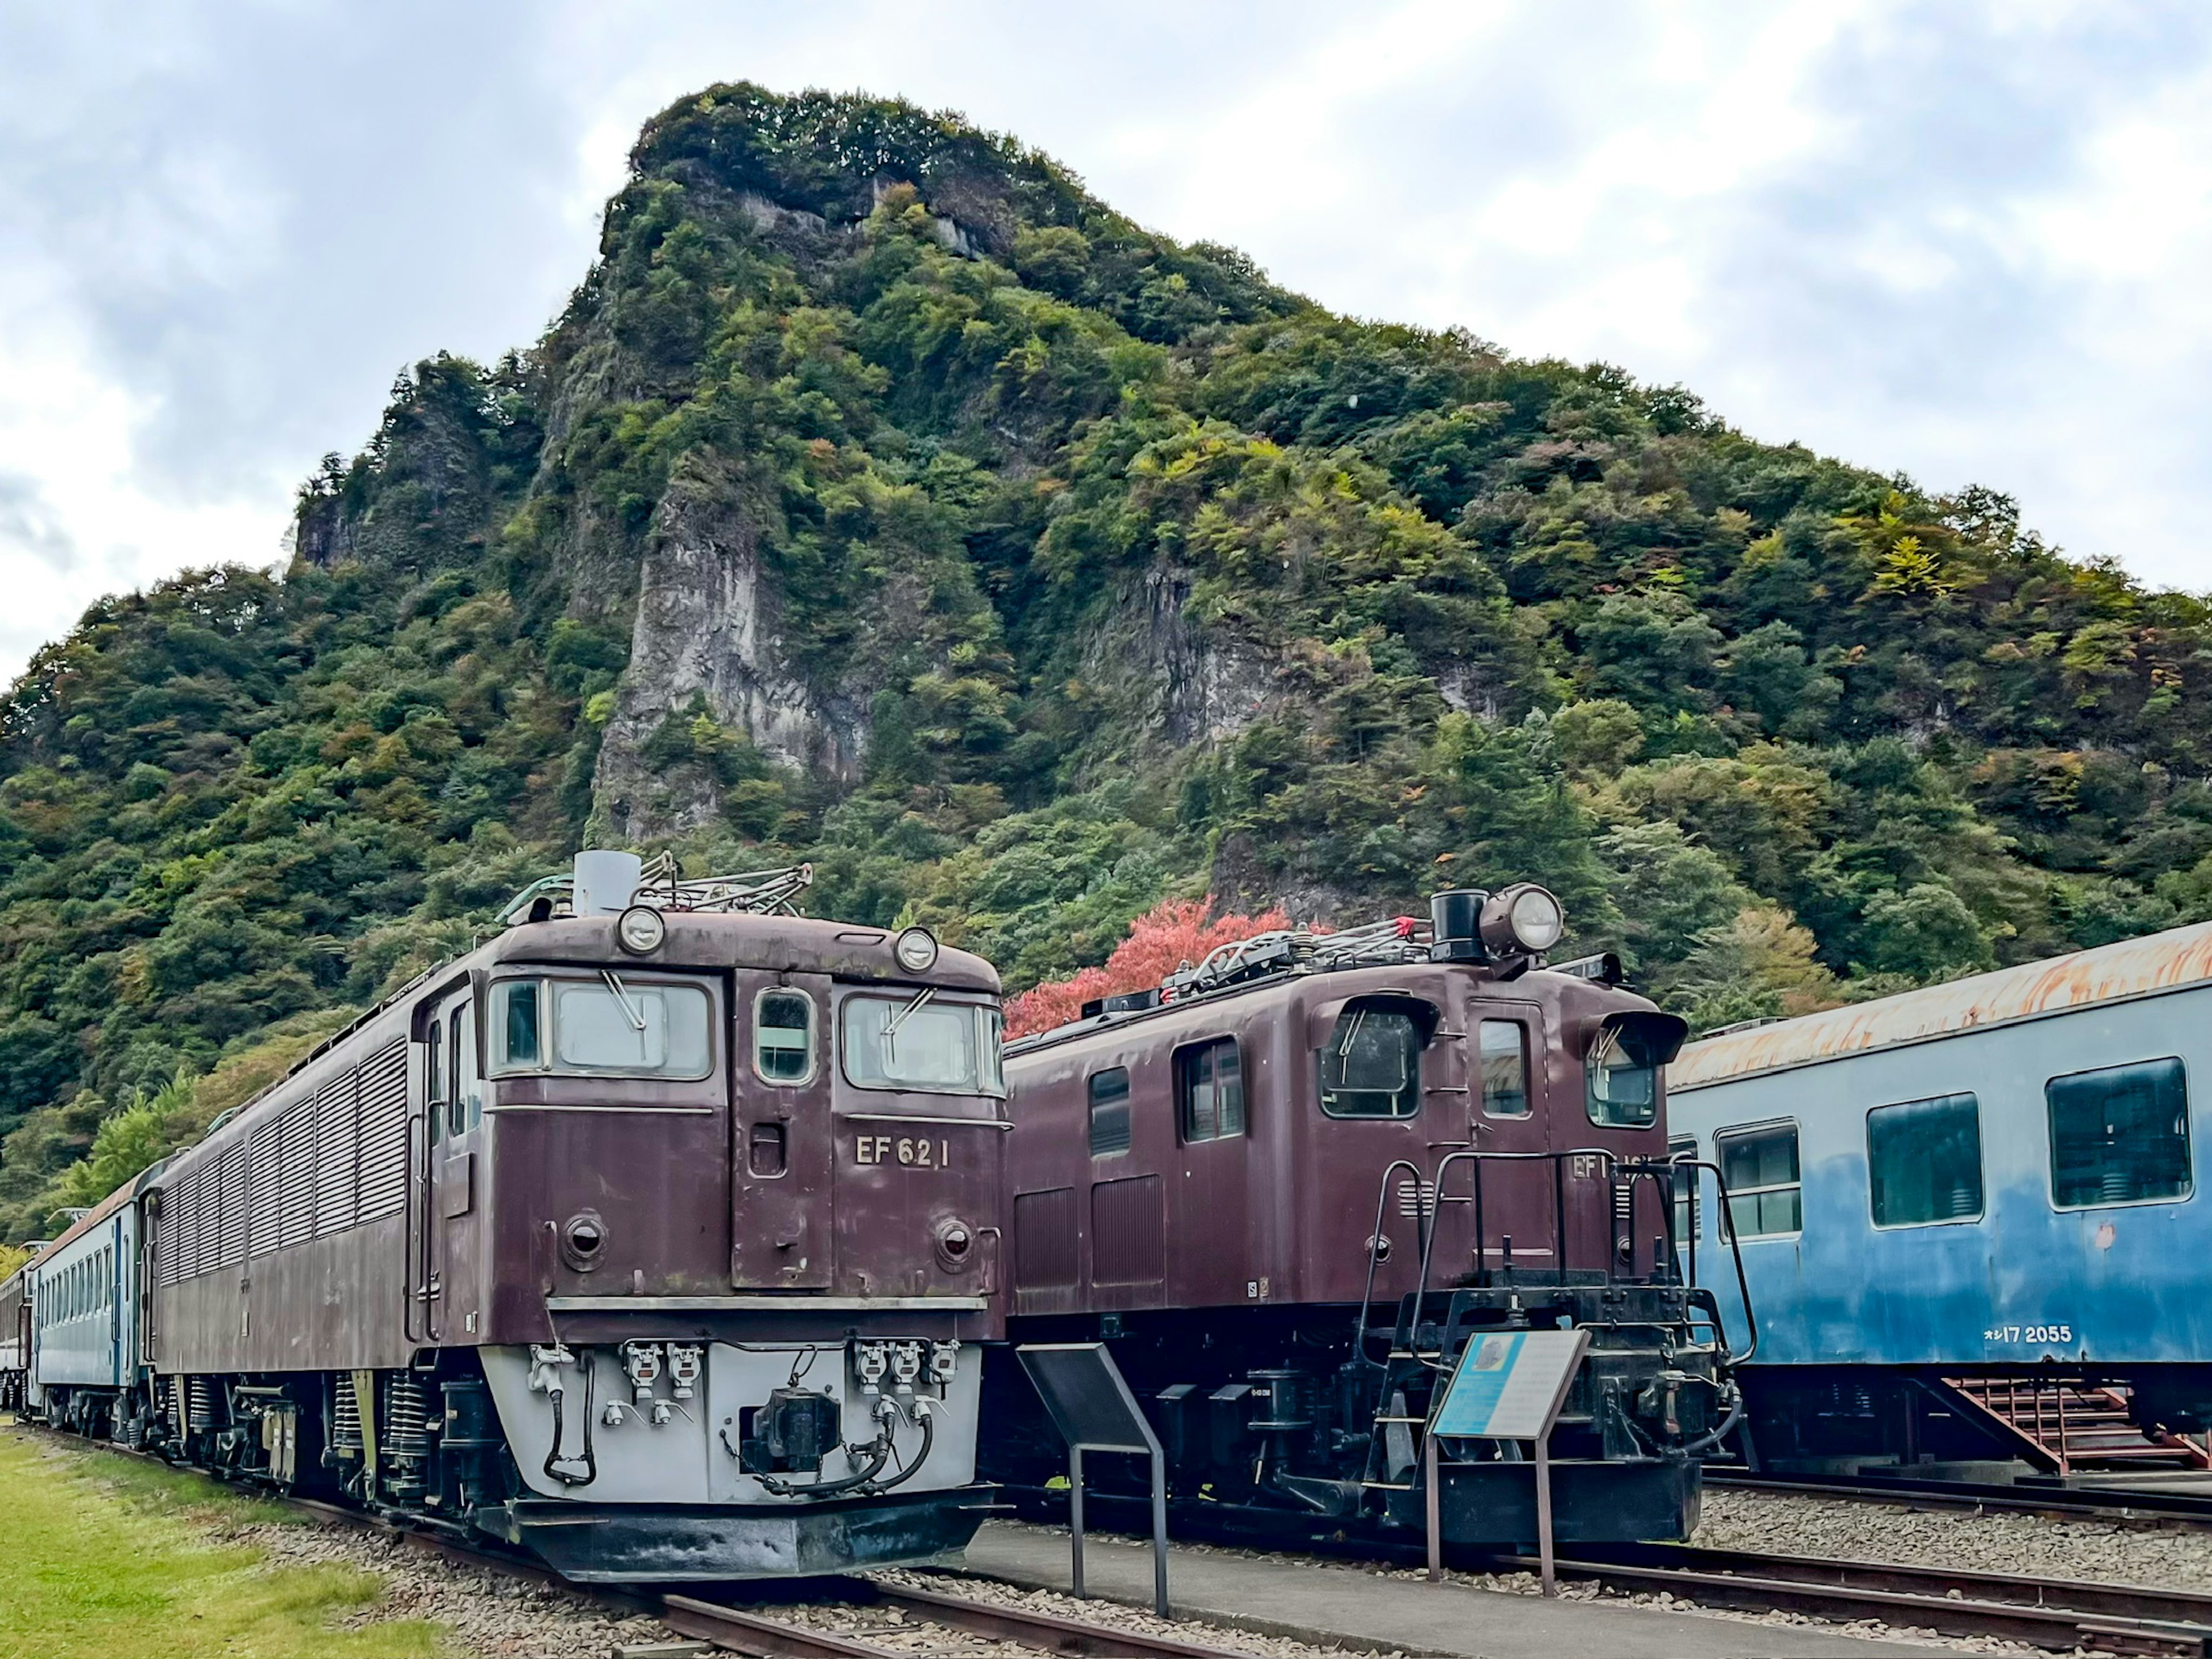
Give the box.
[1016,1343,1171,1618]
[1424,1327,1590,1595]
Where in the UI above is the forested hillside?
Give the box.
[4,84,2210,1237]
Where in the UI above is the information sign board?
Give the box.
[1424,1326,1590,1595]
[1432,1329,1588,1440]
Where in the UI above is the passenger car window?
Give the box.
[1089,1067,1131,1156]
[754,990,816,1085]
[1668,1135,1699,1245]
[1869,1093,1983,1226]
[1176,1039,1245,1143]
[2047,1057,2191,1209]
[1479,1021,1528,1118]
[1718,1123,1801,1238]
[841,995,1001,1096]
[1320,1004,1422,1118]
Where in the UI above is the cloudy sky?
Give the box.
[2,0,2208,682]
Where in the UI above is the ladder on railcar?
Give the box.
[1940,1376,2212,1474]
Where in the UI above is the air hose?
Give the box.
[1679,1388,1745,1460]
[543,1356,598,1487]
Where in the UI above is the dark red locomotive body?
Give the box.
[988,893,1745,1547]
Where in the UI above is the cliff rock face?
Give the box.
[594,463,870,843]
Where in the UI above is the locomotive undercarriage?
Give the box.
[988,1279,1736,1548]
[29,1337,990,1580]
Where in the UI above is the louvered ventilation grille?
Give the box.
[356,1042,408,1223]
[314,1074,359,1236]
[276,1104,316,1249]
[1396,1178,1438,1219]
[156,1185,183,1287]
[214,1141,248,1269]
[247,1123,283,1257]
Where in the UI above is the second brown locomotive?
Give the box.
[987,887,1748,1546]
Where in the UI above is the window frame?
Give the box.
[483,971,719,1085]
[1317,1002,1425,1120]
[1088,1066,1132,1158]
[1867,1091,1985,1229]
[752,987,819,1089]
[1479,1018,1531,1119]
[836,992,1003,1098]
[1175,1036,1247,1145]
[2045,1055,2194,1213]
[1715,1119,1802,1241]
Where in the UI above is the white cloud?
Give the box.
[0,0,2206,685]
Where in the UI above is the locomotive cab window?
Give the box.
[488,975,715,1081]
[841,994,1003,1097]
[1480,1020,1529,1117]
[1717,1122,1801,1239]
[1089,1067,1131,1156]
[753,990,816,1086]
[2047,1057,2191,1209]
[1869,1093,1984,1226]
[1320,1002,1423,1119]
[1177,1037,1245,1143]
[1587,1018,1665,1128]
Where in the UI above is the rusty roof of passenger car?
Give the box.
[1669,918,2212,1093]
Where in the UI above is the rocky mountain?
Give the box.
[4,83,2210,1235]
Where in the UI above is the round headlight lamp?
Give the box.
[1479,882,1565,957]
[893,926,940,974]
[616,904,666,956]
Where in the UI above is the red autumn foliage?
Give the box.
[1003,898,1296,1040]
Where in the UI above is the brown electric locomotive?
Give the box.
[986,886,1750,1546]
[23,852,1009,1581]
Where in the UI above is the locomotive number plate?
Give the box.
[854,1134,952,1168]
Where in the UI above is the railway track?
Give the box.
[1538,1541,2212,1656]
[1711,1470,2212,1532]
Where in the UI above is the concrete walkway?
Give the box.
[956,1521,1933,1658]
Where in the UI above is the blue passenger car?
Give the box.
[1666,921,2212,1469]
[23,1172,152,1437]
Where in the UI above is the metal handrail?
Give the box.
[1352,1160,1429,1365]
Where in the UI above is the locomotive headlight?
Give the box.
[893,926,939,974]
[1480,882,1565,957]
[616,904,665,955]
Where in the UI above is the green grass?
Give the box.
[0,1422,446,1659]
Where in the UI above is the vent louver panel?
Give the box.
[214,1141,248,1270]
[247,1120,284,1258]
[355,1041,408,1224]
[314,1073,359,1236]
[276,1104,316,1249]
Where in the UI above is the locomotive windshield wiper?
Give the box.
[881,986,934,1058]
[601,969,647,1032]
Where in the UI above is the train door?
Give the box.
[1463,997,1554,1278]
[730,970,834,1289]
[435,1001,487,1337]
[410,989,467,1343]
[1165,1031,1255,1310]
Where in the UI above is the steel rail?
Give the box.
[1516,1547,2212,1656]
[1709,1470,2212,1532]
